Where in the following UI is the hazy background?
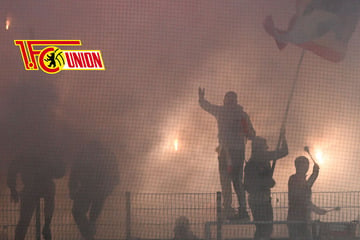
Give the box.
[1,0,360,197]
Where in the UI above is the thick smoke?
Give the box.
[1,0,360,196]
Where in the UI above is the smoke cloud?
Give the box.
[0,0,360,196]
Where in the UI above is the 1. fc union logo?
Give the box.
[14,40,105,74]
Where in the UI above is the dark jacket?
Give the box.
[244,160,275,195]
[69,141,120,196]
[287,168,319,221]
[199,98,255,149]
[244,141,288,195]
[7,147,65,192]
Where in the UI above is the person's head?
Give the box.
[174,216,190,235]
[251,136,269,157]
[295,156,310,175]
[223,91,238,106]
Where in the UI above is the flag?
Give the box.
[263,0,360,62]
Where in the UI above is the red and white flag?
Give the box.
[264,0,360,62]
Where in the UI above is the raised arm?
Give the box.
[198,87,221,116]
[267,128,288,161]
[307,163,319,188]
[276,127,288,159]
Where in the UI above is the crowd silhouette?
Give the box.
[198,88,337,240]
[6,138,119,240]
[3,88,339,240]
[69,140,120,240]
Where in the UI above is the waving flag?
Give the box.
[264,0,360,62]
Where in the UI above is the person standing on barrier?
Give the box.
[244,127,288,240]
[287,156,327,240]
[69,140,120,240]
[7,140,65,240]
[198,87,256,220]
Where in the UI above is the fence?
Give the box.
[1,191,360,239]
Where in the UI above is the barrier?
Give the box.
[1,191,360,239]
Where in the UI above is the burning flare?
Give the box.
[5,17,11,30]
[315,149,324,164]
[173,139,179,151]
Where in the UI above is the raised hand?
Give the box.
[198,87,205,100]
[313,162,320,171]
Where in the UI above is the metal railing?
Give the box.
[0,191,360,239]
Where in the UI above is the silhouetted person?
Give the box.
[287,156,327,240]
[244,128,288,240]
[7,142,65,240]
[198,88,255,220]
[69,140,120,240]
[173,216,198,240]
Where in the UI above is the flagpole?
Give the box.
[272,49,306,173]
